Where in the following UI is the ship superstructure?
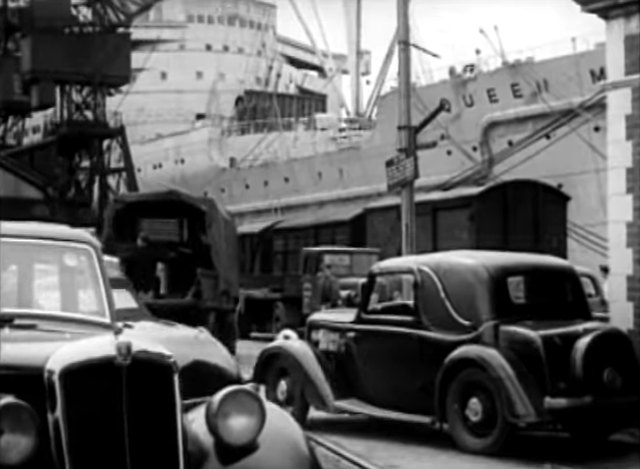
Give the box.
[114,0,607,271]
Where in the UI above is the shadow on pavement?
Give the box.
[308,414,640,467]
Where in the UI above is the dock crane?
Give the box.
[0,0,161,227]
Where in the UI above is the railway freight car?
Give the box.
[240,179,569,276]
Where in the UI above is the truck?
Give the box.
[237,246,380,337]
[100,189,240,353]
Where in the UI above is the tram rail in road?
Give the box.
[308,433,384,469]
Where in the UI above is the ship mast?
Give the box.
[344,0,362,116]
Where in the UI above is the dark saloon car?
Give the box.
[252,250,640,455]
[0,221,321,468]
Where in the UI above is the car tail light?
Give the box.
[0,396,39,466]
[205,386,266,448]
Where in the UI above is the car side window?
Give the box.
[367,273,416,317]
[580,275,598,298]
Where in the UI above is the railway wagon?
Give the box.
[241,179,569,276]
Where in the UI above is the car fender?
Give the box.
[184,396,320,468]
[252,338,334,411]
[435,344,539,423]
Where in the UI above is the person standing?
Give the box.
[121,232,158,300]
[599,264,610,301]
[315,262,340,309]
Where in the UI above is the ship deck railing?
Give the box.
[221,115,376,137]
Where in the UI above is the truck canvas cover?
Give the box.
[101,190,239,297]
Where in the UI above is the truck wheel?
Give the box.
[445,368,511,454]
[271,302,287,334]
[264,359,309,426]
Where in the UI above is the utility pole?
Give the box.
[397,0,415,254]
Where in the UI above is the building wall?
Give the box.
[604,11,640,333]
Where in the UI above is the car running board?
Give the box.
[333,398,439,428]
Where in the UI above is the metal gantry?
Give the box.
[0,0,158,225]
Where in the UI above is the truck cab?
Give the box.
[238,246,380,337]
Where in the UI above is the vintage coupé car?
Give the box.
[0,221,321,469]
[252,250,640,455]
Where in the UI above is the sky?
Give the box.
[271,0,606,106]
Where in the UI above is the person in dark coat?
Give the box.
[315,262,340,309]
[121,232,158,300]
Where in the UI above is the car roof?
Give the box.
[0,220,100,248]
[373,250,572,275]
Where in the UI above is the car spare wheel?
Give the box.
[445,368,511,454]
[264,359,310,426]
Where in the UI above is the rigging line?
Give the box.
[433,93,606,191]
[569,221,607,246]
[487,98,606,171]
[568,222,608,250]
[509,64,607,161]
[568,226,608,254]
[410,84,479,164]
[309,0,335,71]
[568,219,607,244]
[489,112,604,180]
[568,230,608,257]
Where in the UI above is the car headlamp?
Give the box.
[205,386,266,448]
[0,396,39,466]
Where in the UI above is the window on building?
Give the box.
[160,71,168,81]
[249,20,255,29]
[207,15,214,24]
[257,50,262,57]
[187,13,195,23]
[222,44,229,52]
[237,46,245,54]
[218,72,226,81]
[255,76,262,85]
[256,22,262,31]
[228,15,237,26]
[197,14,205,23]
[218,15,224,24]
[239,17,247,28]
[205,43,212,51]
[196,71,204,80]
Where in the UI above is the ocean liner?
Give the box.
[114,0,608,271]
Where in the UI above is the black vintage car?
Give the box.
[0,221,321,468]
[252,250,640,454]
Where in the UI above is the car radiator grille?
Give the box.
[58,357,182,469]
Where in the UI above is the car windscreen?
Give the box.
[0,238,109,322]
[497,269,590,321]
[323,252,379,277]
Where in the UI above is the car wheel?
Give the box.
[265,360,310,426]
[446,368,511,454]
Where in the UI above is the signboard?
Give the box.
[385,153,418,192]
